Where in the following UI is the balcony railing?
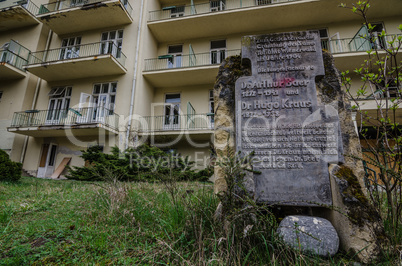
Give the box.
[26,41,127,67]
[136,113,214,133]
[0,40,30,71]
[37,0,132,16]
[0,0,39,15]
[149,0,299,21]
[326,34,401,54]
[10,107,119,131]
[144,49,240,71]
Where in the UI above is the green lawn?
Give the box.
[0,177,217,265]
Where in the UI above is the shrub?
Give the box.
[66,144,211,182]
[0,149,22,182]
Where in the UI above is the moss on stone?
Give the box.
[315,50,343,103]
[335,165,381,227]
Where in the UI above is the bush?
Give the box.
[66,144,212,182]
[0,150,22,182]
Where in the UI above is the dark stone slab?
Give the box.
[235,31,344,206]
[277,215,339,257]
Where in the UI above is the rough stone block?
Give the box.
[277,215,339,257]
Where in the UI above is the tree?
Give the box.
[340,0,402,244]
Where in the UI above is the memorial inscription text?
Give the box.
[235,31,342,205]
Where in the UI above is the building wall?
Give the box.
[18,0,142,174]
[2,0,401,176]
[0,1,49,159]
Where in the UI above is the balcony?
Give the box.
[136,113,214,136]
[149,0,300,21]
[143,49,240,87]
[36,0,133,35]
[0,40,30,80]
[148,0,402,43]
[0,0,40,31]
[148,0,350,43]
[325,34,402,70]
[8,107,119,137]
[25,42,127,81]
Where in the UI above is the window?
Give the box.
[46,86,72,123]
[170,6,184,18]
[70,0,86,7]
[59,37,81,60]
[0,42,11,63]
[162,148,177,154]
[167,45,183,68]
[210,40,226,64]
[88,144,104,152]
[210,0,225,11]
[350,23,385,52]
[256,0,271,5]
[92,82,117,119]
[371,79,401,99]
[100,30,123,58]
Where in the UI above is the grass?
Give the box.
[0,177,400,265]
[0,177,218,265]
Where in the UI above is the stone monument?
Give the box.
[235,31,343,206]
[213,31,387,263]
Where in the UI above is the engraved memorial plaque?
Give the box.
[235,31,343,206]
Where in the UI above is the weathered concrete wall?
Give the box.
[315,52,386,263]
[213,55,250,194]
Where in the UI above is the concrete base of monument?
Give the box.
[321,164,387,263]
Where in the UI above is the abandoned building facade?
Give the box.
[1,0,401,177]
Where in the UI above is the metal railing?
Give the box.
[37,0,132,16]
[10,107,120,131]
[0,40,31,71]
[0,0,40,15]
[149,0,300,21]
[327,34,401,54]
[26,41,127,67]
[144,49,240,71]
[136,113,214,132]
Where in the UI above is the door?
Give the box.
[46,98,69,124]
[167,45,182,68]
[210,40,226,64]
[59,37,81,60]
[210,0,225,11]
[370,23,386,49]
[0,42,15,65]
[77,93,93,123]
[164,94,181,130]
[37,144,58,178]
[349,25,370,52]
[208,90,214,128]
[46,87,71,124]
[170,6,184,17]
[93,94,109,122]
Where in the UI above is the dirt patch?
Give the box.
[31,237,48,248]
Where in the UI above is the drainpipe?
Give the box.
[19,30,53,164]
[125,0,145,150]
